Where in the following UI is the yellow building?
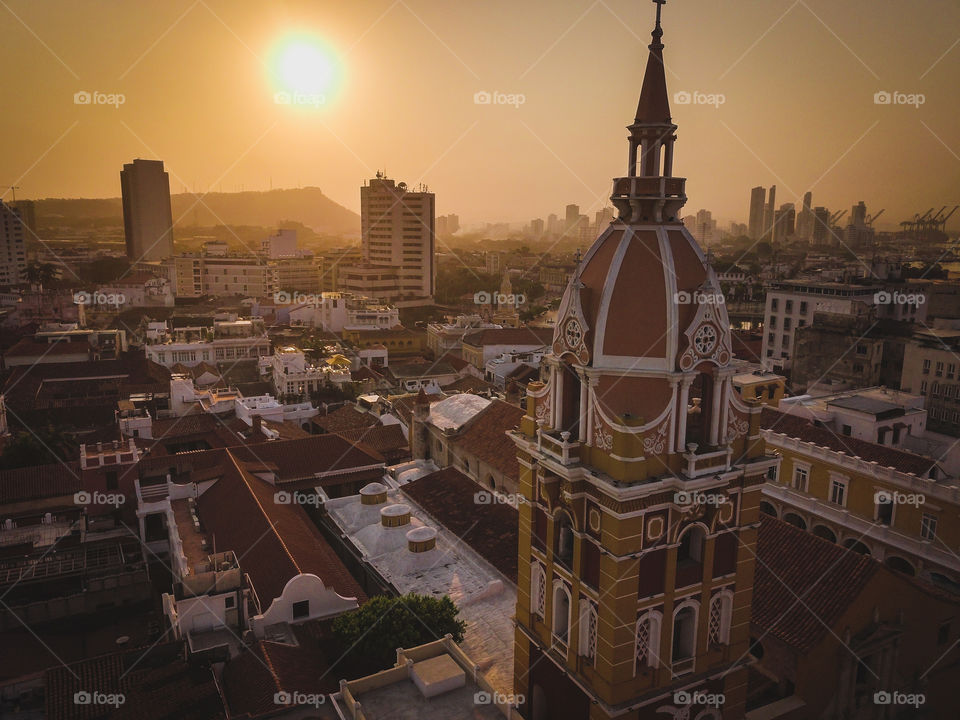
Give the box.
[509,6,779,718]
[730,368,786,406]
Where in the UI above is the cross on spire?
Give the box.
[651,0,666,43]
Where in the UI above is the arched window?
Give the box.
[552,581,571,647]
[708,590,733,645]
[812,524,837,543]
[634,610,662,675]
[554,510,575,569]
[676,524,706,587]
[578,598,598,663]
[530,561,546,619]
[672,601,699,664]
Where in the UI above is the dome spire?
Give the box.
[635,0,671,126]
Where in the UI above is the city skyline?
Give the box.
[0,0,958,228]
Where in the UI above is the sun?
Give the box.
[271,35,340,101]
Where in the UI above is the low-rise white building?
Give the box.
[287,292,399,332]
[145,318,270,368]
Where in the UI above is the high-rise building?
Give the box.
[812,206,830,245]
[763,184,777,241]
[511,6,777,718]
[529,217,545,237]
[0,200,27,286]
[120,158,174,263]
[359,173,435,302]
[436,213,460,237]
[748,186,766,240]
[547,213,560,235]
[797,190,813,239]
[772,203,795,243]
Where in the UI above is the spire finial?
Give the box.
[652,0,666,43]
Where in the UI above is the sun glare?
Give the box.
[271,36,340,105]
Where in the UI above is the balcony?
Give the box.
[682,444,732,479]
[538,430,581,466]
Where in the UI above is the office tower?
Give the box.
[0,200,27,286]
[547,213,560,235]
[120,159,175,263]
[773,203,796,244]
[851,200,868,228]
[436,213,460,237]
[360,173,435,301]
[812,206,830,245]
[121,160,175,265]
[564,204,580,235]
[798,191,813,239]
[594,207,614,231]
[513,6,775,717]
[748,186,766,240]
[529,218,545,237]
[763,185,777,241]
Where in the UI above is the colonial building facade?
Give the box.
[510,5,779,719]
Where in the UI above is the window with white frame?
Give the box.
[579,598,598,663]
[552,581,571,647]
[634,610,662,675]
[921,513,938,541]
[708,590,733,645]
[672,602,699,664]
[792,463,810,492]
[531,561,546,619]
[829,476,848,507]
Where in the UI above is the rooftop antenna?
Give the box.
[4,185,21,204]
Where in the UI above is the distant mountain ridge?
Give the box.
[34,187,360,235]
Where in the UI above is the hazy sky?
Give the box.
[2,0,958,230]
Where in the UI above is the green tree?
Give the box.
[331,593,466,675]
[0,426,70,470]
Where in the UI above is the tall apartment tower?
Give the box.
[360,173,435,301]
[120,159,174,263]
[511,4,778,719]
[0,200,27,286]
[798,191,813,239]
[762,185,776,241]
[747,186,766,240]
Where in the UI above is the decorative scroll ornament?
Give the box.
[727,415,749,441]
[643,418,670,455]
[594,423,614,451]
[535,393,552,422]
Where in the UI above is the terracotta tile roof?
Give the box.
[333,424,411,464]
[385,362,458,380]
[221,627,339,719]
[197,451,367,605]
[0,461,81,504]
[506,364,540,385]
[3,338,89,359]
[228,434,384,483]
[453,400,525,481]
[438,351,471,372]
[442,376,493,394]
[760,408,940,477]
[753,516,877,652]
[460,326,553,348]
[44,643,224,720]
[390,392,445,427]
[350,365,381,382]
[311,404,378,434]
[402,467,518,582]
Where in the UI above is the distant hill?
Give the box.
[34,187,359,235]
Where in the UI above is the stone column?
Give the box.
[676,377,692,452]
